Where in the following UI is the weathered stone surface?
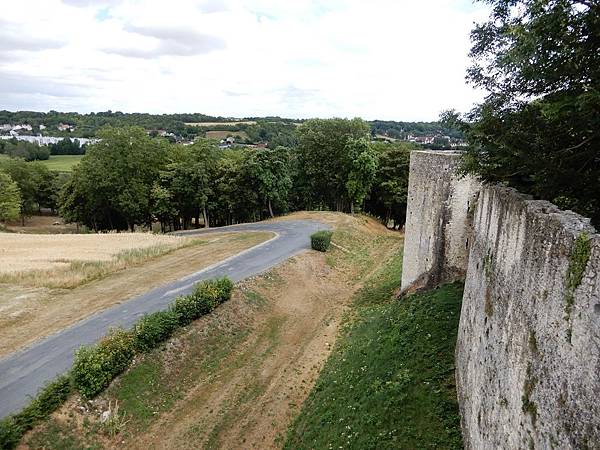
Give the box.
[400,150,480,292]
[456,186,600,450]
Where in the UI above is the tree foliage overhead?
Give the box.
[455,0,600,224]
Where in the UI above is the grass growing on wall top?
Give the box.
[285,262,464,450]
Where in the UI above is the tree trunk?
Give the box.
[350,202,354,214]
[202,207,209,229]
[268,199,274,218]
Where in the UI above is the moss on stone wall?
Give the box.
[564,233,591,342]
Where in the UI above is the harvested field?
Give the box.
[0,231,273,357]
[205,130,249,140]
[0,232,186,274]
[184,121,256,126]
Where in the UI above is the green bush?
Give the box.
[170,294,201,326]
[310,230,333,252]
[72,328,136,399]
[171,278,233,326]
[134,310,179,352]
[0,374,72,450]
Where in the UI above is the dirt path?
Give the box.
[0,231,272,358]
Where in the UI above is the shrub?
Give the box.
[134,310,179,352]
[72,328,136,399]
[310,230,333,252]
[171,278,233,326]
[0,374,72,450]
[0,418,20,450]
[171,294,201,326]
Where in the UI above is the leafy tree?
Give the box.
[0,170,21,222]
[157,140,216,230]
[295,118,371,211]
[0,158,38,220]
[60,127,168,231]
[345,137,378,213]
[364,142,412,228]
[150,183,176,232]
[455,0,600,224]
[247,147,292,217]
[0,139,50,161]
[50,138,85,155]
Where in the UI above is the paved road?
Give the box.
[0,219,327,419]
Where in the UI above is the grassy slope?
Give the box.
[284,254,464,450]
[38,155,83,172]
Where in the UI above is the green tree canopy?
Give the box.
[247,146,292,217]
[0,158,44,218]
[364,141,412,228]
[0,170,21,222]
[60,126,168,231]
[455,0,600,224]
[295,118,372,211]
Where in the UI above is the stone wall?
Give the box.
[400,150,480,292]
[455,186,600,449]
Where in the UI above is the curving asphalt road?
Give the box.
[0,219,327,419]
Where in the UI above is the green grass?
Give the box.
[284,251,464,450]
[38,155,83,172]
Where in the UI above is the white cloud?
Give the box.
[1,0,490,120]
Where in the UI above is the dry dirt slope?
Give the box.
[21,213,404,450]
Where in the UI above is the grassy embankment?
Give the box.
[284,260,464,449]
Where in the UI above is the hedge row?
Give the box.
[0,277,233,449]
[0,375,72,449]
[72,277,233,398]
[311,230,333,252]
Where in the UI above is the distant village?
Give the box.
[0,121,466,151]
[0,123,94,147]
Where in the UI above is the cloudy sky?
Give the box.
[0,0,490,120]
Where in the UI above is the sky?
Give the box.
[0,0,490,121]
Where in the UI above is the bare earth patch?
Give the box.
[2,215,79,234]
[0,231,273,357]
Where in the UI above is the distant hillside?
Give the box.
[370,120,464,140]
[0,110,462,144]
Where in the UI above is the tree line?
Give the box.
[0,157,67,223]
[0,119,412,231]
[0,109,461,146]
[0,138,85,161]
